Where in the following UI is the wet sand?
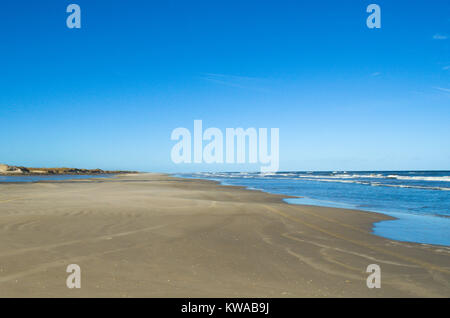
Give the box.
[0,173,449,297]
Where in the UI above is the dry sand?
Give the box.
[0,173,449,297]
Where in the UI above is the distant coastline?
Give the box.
[0,163,137,176]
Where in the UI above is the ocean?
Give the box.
[178,171,450,247]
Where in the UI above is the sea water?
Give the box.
[178,171,450,246]
[0,174,114,183]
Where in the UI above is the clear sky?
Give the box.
[0,0,449,172]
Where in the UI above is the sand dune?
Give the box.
[0,173,448,297]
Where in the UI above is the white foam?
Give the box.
[386,175,450,182]
[297,177,450,191]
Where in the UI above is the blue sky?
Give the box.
[0,0,449,172]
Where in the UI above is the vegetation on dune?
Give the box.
[0,164,136,175]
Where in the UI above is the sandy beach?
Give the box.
[0,173,448,297]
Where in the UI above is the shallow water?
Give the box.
[0,174,115,183]
[178,171,450,246]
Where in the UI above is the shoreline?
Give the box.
[2,171,448,248]
[0,173,448,297]
[177,173,450,247]
[9,171,447,249]
[2,171,447,248]
[173,174,421,246]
